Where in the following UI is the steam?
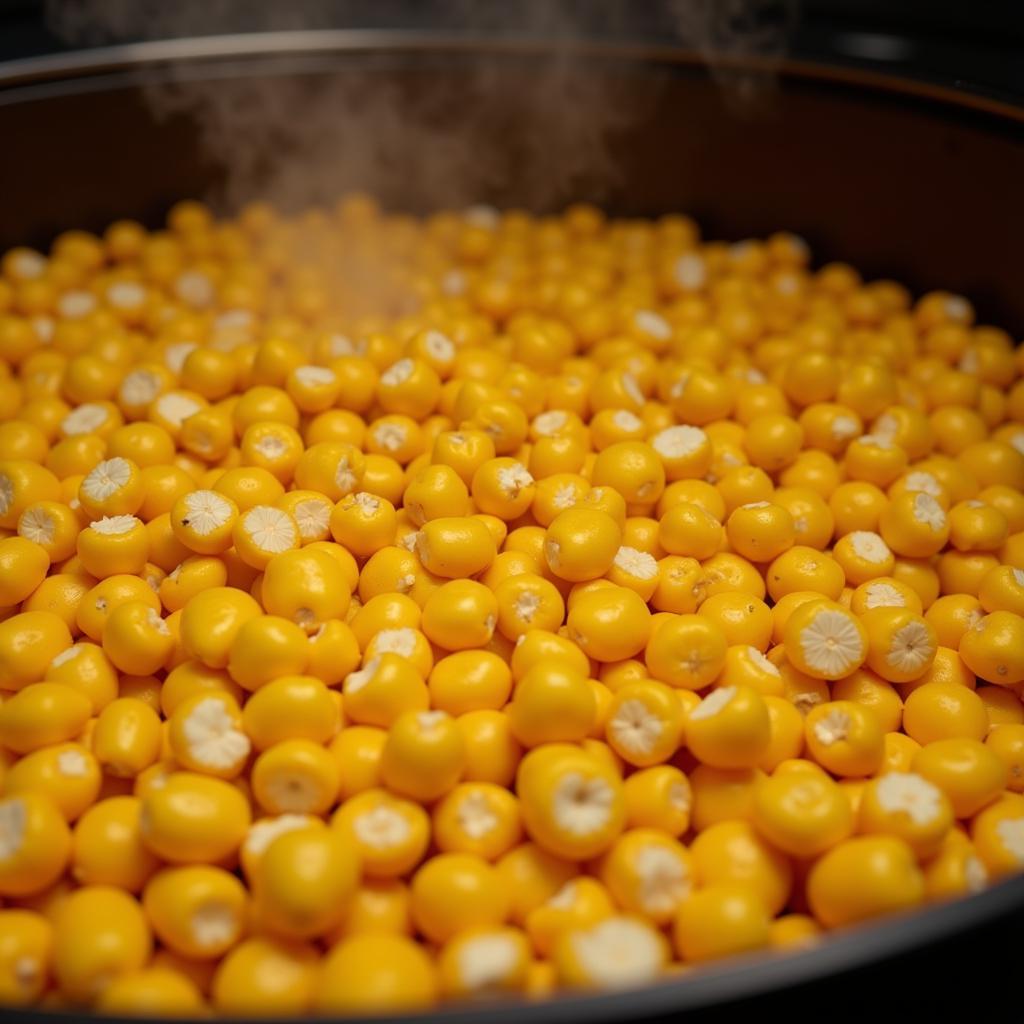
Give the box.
[45,0,796,213]
[672,0,796,112]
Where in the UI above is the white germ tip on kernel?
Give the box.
[872,413,898,439]
[513,590,541,624]
[145,608,170,635]
[874,772,943,826]
[294,365,336,388]
[532,411,569,436]
[799,609,865,677]
[415,711,448,732]
[181,491,234,536]
[831,415,860,441]
[849,531,891,564]
[553,484,579,510]
[612,410,643,432]
[380,358,414,388]
[292,498,330,539]
[163,342,197,374]
[965,855,988,893]
[457,933,520,991]
[0,798,27,860]
[634,844,691,915]
[858,433,893,449]
[254,435,288,460]
[334,456,358,492]
[0,474,13,516]
[621,373,645,407]
[904,471,942,497]
[243,814,317,858]
[325,333,357,357]
[18,506,56,545]
[670,780,692,814]
[11,250,46,279]
[547,880,579,910]
[61,403,109,436]
[651,425,707,460]
[191,903,238,949]
[89,515,140,536]
[995,818,1024,864]
[371,628,418,659]
[424,329,456,361]
[344,658,380,694]
[863,582,906,609]
[570,917,664,989]
[373,423,406,452]
[745,646,780,676]
[119,369,162,408]
[57,290,97,319]
[456,791,500,839]
[353,805,411,849]
[81,457,133,502]
[633,310,671,341]
[174,270,215,308]
[155,392,202,428]
[441,271,466,297]
[608,699,664,757]
[56,749,89,777]
[180,698,251,771]
[689,686,736,722]
[241,506,297,554]
[674,252,707,291]
[14,955,39,990]
[497,463,533,496]
[812,708,852,747]
[552,773,614,836]
[613,546,658,581]
[912,493,946,531]
[50,645,82,669]
[106,281,146,308]
[885,620,935,674]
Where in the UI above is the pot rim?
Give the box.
[0,29,1021,124]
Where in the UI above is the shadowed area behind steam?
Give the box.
[44,0,795,213]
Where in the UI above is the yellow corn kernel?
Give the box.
[0,683,91,755]
[516,745,624,861]
[253,824,360,939]
[0,908,53,1005]
[95,966,205,1015]
[380,710,465,803]
[51,885,152,1002]
[807,835,925,927]
[0,793,71,897]
[4,742,100,822]
[211,936,319,1016]
[432,782,522,861]
[71,795,159,892]
[315,933,438,1013]
[554,914,668,990]
[139,772,250,864]
[93,698,163,778]
[331,789,429,878]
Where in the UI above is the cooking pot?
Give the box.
[1,26,1022,1023]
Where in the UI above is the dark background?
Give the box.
[1,0,1023,102]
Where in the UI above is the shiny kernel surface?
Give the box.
[0,198,1022,1014]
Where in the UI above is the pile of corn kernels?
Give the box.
[0,196,1023,1016]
